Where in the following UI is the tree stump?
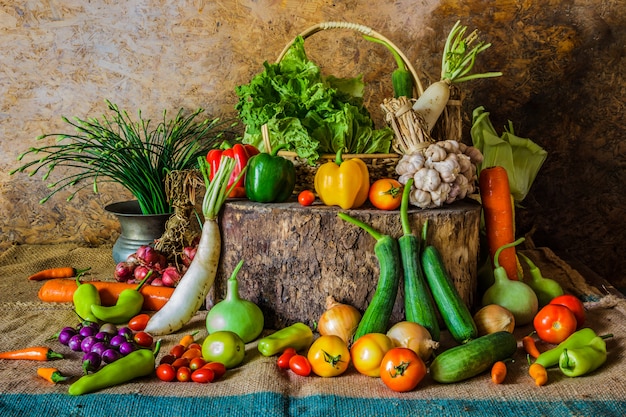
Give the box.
[210,200,481,330]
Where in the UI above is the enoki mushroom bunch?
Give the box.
[395,140,483,209]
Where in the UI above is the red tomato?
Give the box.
[159,354,176,365]
[170,344,186,359]
[379,347,427,392]
[171,357,190,369]
[368,179,403,210]
[289,354,312,377]
[549,294,586,328]
[156,363,176,382]
[191,368,215,383]
[189,356,207,371]
[182,348,203,360]
[298,190,315,206]
[187,342,203,352]
[202,362,227,380]
[176,366,192,382]
[277,347,297,369]
[533,304,578,344]
[128,314,150,331]
[133,331,154,347]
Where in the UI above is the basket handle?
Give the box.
[275,21,424,97]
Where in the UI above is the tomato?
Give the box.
[368,179,403,210]
[289,354,312,376]
[187,342,203,351]
[350,333,395,377]
[277,347,297,370]
[170,344,186,359]
[159,354,175,365]
[171,357,190,369]
[189,356,207,371]
[156,363,176,382]
[128,313,150,331]
[533,304,578,344]
[298,190,315,206]
[202,362,227,380]
[307,335,350,377]
[191,368,215,383]
[380,347,427,392]
[176,366,192,382]
[133,331,154,347]
[549,294,586,328]
[182,347,203,360]
[201,331,245,369]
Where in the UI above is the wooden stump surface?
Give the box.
[210,199,481,330]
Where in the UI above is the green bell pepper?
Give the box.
[559,335,608,377]
[244,146,296,203]
[535,327,612,368]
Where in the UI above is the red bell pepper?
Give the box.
[206,144,259,198]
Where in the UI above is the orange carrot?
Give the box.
[529,363,548,386]
[37,279,174,311]
[28,267,91,281]
[522,333,541,359]
[37,367,70,383]
[491,360,508,384]
[479,166,520,280]
[0,346,64,361]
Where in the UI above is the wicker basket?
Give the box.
[264,22,461,191]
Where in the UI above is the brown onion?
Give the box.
[386,321,439,361]
[473,304,516,336]
[317,296,361,345]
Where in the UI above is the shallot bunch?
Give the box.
[395,140,483,209]
[114,245,196,288]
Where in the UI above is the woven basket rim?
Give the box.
[278,150,399,160]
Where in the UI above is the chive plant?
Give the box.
[11,100,237,215]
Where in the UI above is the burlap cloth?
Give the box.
[0,243,625,417]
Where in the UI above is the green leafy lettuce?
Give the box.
[471,106,548,204]
[235,36,393,164]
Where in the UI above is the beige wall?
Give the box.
[1,1,624,287]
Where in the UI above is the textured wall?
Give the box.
[1,1,624,287]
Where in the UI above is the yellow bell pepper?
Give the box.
[314,150,370,209]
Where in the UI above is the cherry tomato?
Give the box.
[307,335,350,377]
[156,363,176,382]
[549,294,586,328]
[202,362,227,380]
[533,304,578,344]
[368,179,403,210]
[191,368,215,383]
[133,331,154,347]
[170,344,186,359]
[176,366,192,382]
[128,314,150,331]
[277,347,297,370]
[380,347,427,392]
[289,354,312,376]
[298,190,315,206]
[350,333,394,377]
[189,356,207,371]
[159,354,176,365]
[182,347,203,360]
[171,357,190,369]
[187,342,203,352]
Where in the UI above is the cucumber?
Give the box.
[429,331,517,383]
[421,243,477,344]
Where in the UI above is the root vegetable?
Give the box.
[473,304,516,336]
[386,321,439,361]
[317,296,362,345]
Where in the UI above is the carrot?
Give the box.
[522,333,541,359]
[529,363,548,386]
[0,346,64,361]
[28,267,91,281]
[491,360,508,384]
[37,279,174,311]
[37,367,70,383]
[479,166,520,280]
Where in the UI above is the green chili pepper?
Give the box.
[257,322,314,357]
[559,335,608,377]
[89,271,151,324]
[518,253,564,307]
[535,328,612,368]
[363,35,413,98]
[68,340,161,396]
[244,145,296,203]
[73,274,101,323]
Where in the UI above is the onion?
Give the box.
[386,321,439,361]
[161,266,182,287]
[114,261,135,282]
[317,296,362,345]
[473,304,516,336]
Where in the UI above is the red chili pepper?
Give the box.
[206,143,258,198]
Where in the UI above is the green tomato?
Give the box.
[202,330,246,369]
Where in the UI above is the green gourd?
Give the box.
[206,260,264,343]
[518,252,564,307]
[481,238,538,326]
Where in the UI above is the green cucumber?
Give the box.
[338,212,402,341]
[421,222,477,344]
[429,331,517,383]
